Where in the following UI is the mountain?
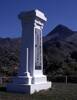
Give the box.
[0,24,77,77]
[43,24,77,76]
[44,24,76,42]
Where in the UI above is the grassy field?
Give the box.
[0,83,77,100]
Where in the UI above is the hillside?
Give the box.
[43,24,77,76]
[44,24,75,42]
[0,38,21,76]
[0,24,77,77]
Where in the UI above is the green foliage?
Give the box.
[0,38,20,76]
[43,40,77,77]
[0,36,77,78]
[71,51,77,61]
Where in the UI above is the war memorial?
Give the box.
[6,9,51,94]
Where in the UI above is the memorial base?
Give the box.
[6,76,51,94]
[7,82,51,94]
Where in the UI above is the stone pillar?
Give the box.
[6,9,51,94]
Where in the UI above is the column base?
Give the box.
[6,82,51,94]
[6,75,52,94]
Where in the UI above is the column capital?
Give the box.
[18,9,47,22]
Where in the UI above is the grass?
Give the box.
[0,83,77,100]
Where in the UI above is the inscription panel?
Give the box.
[35,28,41,69]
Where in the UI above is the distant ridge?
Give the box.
[0,24,77,76]
[45,24,76,42]
[48,24,74,35]
[43,24,77,76]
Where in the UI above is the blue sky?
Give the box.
[0,0,77,37]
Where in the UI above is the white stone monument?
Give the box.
[6,9,51,94]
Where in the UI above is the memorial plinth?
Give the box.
[6,9,51,94]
